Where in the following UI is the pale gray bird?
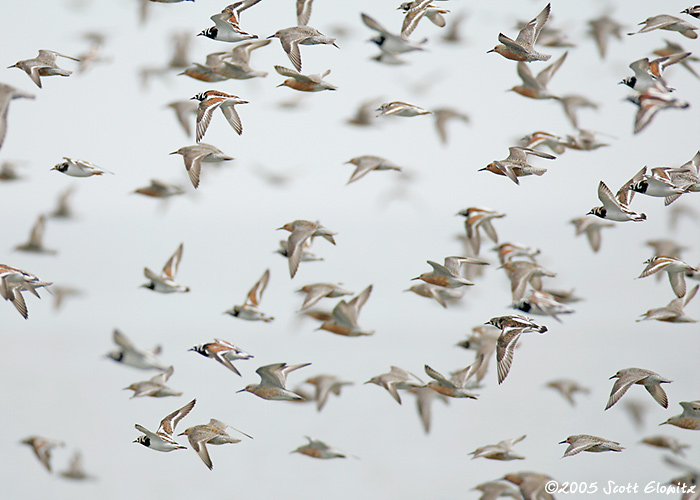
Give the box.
[559,434,624,457]
[605,368,672,410]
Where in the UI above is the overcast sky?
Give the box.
[1,0,699,499]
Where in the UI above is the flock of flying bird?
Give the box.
[2,0,700,499]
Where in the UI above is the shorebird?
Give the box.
[141,243,190,293]
[641,435,691,455]
[423,364,479,399]
[480,147,556,185]
[501,260,557,303]
[238,363,311,400]
[189,338,253,376]
[58,451,93,481]
[192,90,248,142]
[588,14,624,59]
[487,315,548,384]
[376,101,431,117]
[267,26,338,72]
[170,144,234,189]
[223,268,274,322]
[198,1,261,42]
[588,179,646,222]
[178,418,252,470]
[413,256,489,288]
[488,3,552,62]
[637,256,697,298]
[278,220,336,278]
[661,400,700,430]
[361,12,426,62]
[0,264,52,319]
[318,285,374,336]
[8,49,80,88]
[605,368,672,410]
[134,399,196,452]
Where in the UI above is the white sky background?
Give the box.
[0,0,699,498]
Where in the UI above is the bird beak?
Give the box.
[266,34,276,39]
[486,49,495,54]
[236,388,247,393]
[558,440,567,444]
[608,375,616,380]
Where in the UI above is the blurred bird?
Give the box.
[365,366,423,404]
[513,289,574,322]
[124,366,181,399]
[510,51,567,100]
[423,363,479,399]
[653,39,700,79]
[223,268,274,322]
[472,480,523,500]
[134,179,185,199]
[141,242,190,293]
[457,207,506,255]
[637,284,698,323]
[470,435,526,461]
[559,435,624,457]
[49,186,76,219]
[588,14,624,58]
[318,285,374,336]
[640,435,690,455]
[545,379,590,406]
[21,437,64,472]
[296,282,352,311]
[361,12,426,62]
[0,84,34,151]
[628,14,698,39]
[431,107,469,144]
[376,101,431,117]
[404,282,463,308]
[58,451,93,481]
[344,155,403,184]
[275,65,337,92]
[570,216,614,252]
[278,220,336,278]
[292,437,346,459]
[304,374,353,411]
[166,100,198,137]
[14,215,56,255]
[105,329,166,370]
[501,260,557,303]
[554,94,598,129]
[346,97,383,126]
